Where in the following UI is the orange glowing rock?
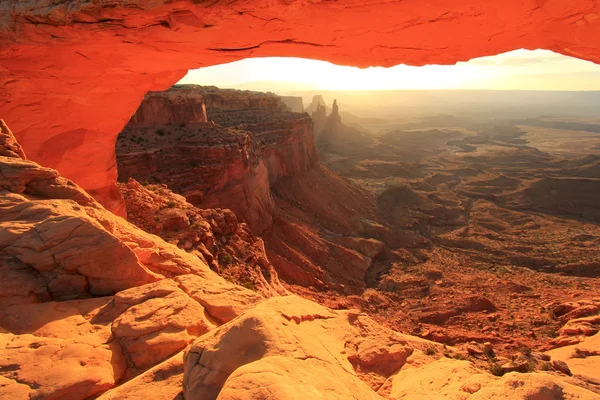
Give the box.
[1,0,599,211]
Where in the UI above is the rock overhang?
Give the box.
[1,0,599,212]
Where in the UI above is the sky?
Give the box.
[178,49,600,92]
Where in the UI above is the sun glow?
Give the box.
[178,49,600,92]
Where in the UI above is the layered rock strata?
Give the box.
[118,178,285,297]
[117,86,318,233]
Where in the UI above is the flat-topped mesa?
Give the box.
[306,95,329,115]
[130,89,208,126]
[117,85,317,233]
[311,102,328,141]
[279,96,304,113]
[189,85,284,111]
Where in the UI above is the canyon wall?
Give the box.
[2,1,600,213]
[117,86,317,233]
[130,89,207,126]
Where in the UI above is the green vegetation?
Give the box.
[240,280,256,291]
[539,362,553,371]
[156,129,166,136]
[489,363,504,377]
[424,346,437,356]
[482,347,495,359]
[519,345,532,356]
[220,253,233,265]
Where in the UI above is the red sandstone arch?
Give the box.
[1,0,599,214]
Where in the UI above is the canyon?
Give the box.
[2,114,600,399]
[116,85,600,396]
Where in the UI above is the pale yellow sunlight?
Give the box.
[178,49,600,92]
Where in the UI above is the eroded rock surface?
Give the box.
[1,119,600,399]
[0,122,264,398]
[116,85,317,233]
[118,178,284,297]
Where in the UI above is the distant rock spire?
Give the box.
[330,99,341,123]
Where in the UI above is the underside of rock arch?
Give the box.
[1,0,600,213]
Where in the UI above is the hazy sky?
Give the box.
[178,49,600,92]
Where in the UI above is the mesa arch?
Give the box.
[1,0,599,215]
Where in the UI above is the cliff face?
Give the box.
[118,86,385,290]
[118,178,285,297]
[193,86,285,113]
[117,86,317,234]
[130,89,207,126]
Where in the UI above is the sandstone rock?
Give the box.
[0,331,126,400]
[0,124,250,306]
[390,357,599,399]
[112,280,214,370]
[306,95,329,116]
[174,274,264,324]
[183,295,413,399]
[118,178,285,296]
[320,103,375,155]
[552,360,573,376]
[0,188,160,299]
[547,333,600,384]
[117,86,317,233]
[330,99,341,123]
[130,89,207,126]
[549,298,600,347]
[0,119,26,159]
[217,356,380,400]
[97,352,185,400]
[0,280,218,398]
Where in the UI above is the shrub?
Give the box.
[424,346,437,356]
[483,348,494,359]
[519,345,532,356]
[166,200,177,208]
[539,362,553,371]
[517,361,536,373]
[240,279,256,291]
[220,253,233,265]
[156,129,166,136]
[489,363,504,377]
